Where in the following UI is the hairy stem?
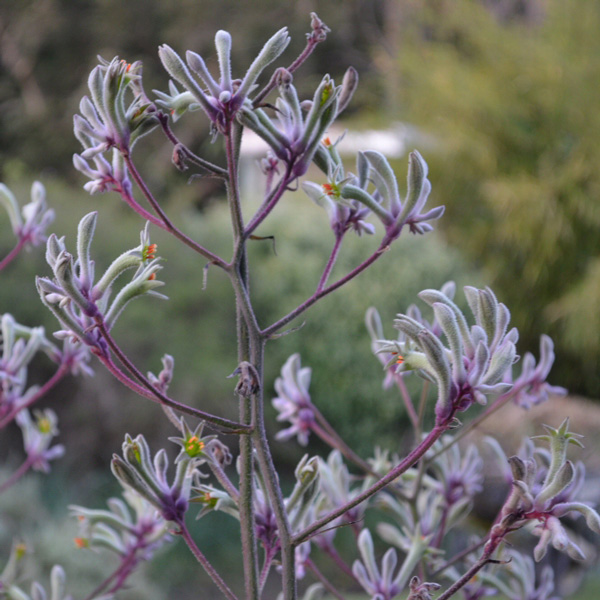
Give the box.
[226,125,261,600]
[0,236,28,272]
[0,363,69,430]
[123,153,228,267]
[263,238,392,338]
[293,421,450,545]
[316,233,344,293]
[0,454,36,494]
[177,520,239,600]
[95,320,251,432]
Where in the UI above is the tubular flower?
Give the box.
[239,68,343,176]
[70,488,171,565]
[303,145,444,239]
[272,353,316,446]
[491,419,600,563]
[158,26,290,134]
[302,139,377,237]
[375,284,562,424]
[111,434,198,523]
[16,408,64,473]
[353,529,432,600]
[73,57,158,195]
[36,215,166,354]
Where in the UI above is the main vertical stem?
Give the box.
[250,338,297,600]
[226,123,297,599]
[226,125,260,600]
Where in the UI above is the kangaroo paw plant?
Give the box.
[1,12,598,600]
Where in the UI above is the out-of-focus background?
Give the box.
[1,0,599,598]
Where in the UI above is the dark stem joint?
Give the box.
[232,361,261,399]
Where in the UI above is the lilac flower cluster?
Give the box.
[158,27,290,134]
[36,214,165,354]
[111,433,198,524]
[376,283,565,424]
[73,57,158,195]
[303,145,444,241]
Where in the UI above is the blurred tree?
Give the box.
[390,0,600,397]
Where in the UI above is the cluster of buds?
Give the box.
[376,283,564,424]
[70,488,171,571]
[493,418,600,562]
[304,146,444,240]
[73,57,158,195]
[239,67,349,177]
[36,214,165,353]
[0,181,55,253]
[157,26,290,134]
[111,434,198,523]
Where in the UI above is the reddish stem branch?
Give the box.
[263,239,391,338]
[0,364,69,430]
[0,454,36,494]
[177,520,239,600]
[0,236,27,272]
[95,319,251,432]
[293,422,449,545]
[122,153,228,268]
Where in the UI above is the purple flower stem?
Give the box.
[122,153,228,268]
[157,112,228,177]
[82,548,138,600]
[0,363,69,430]
[0,236,27,272]
[118,185,165,228]
[245,165,294,237]
[426,381,526,463]
[177,520,239,600]
[322,545,355,579]
[429,537,487,578]
[258,546,277,593]
[253,26,327,106]
[432,506,450,549]
[316,233,344,294]
[311,421,375,476]
[95,319,251,432]
[0,454,36,494]
[293,421,450,545]
[306,558,346,600]
[263,239,392,338]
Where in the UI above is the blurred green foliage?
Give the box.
[391,0,600,396]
